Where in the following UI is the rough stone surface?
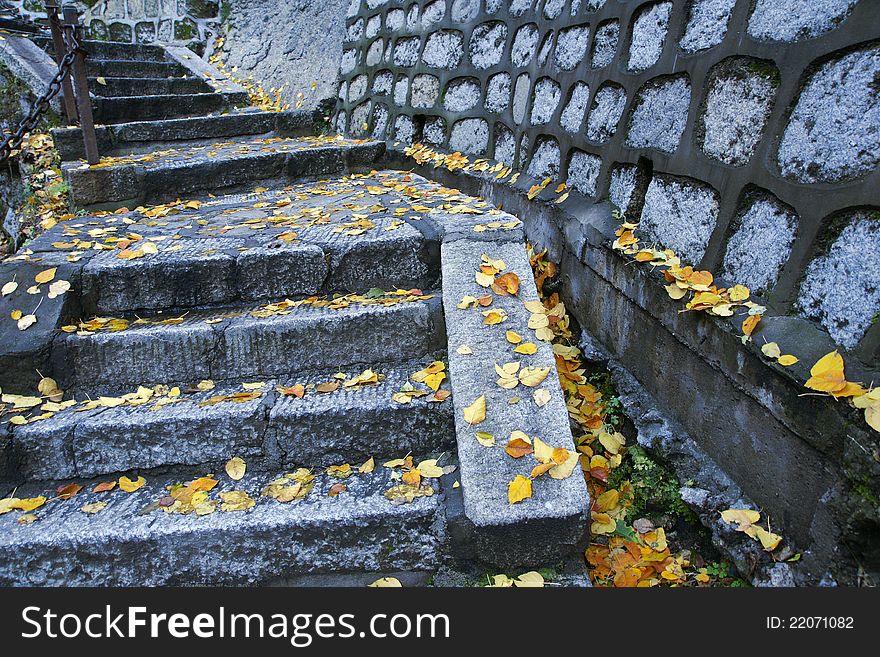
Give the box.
[747,0,858,42]
[628,1,672,72]
[554,24,590,71]
[626,75,690,153]
[511,23,539,67]
[393,36,421,67]
[586,83,627,143]
[494,123,516,164]
[411,73,440,109]
[680,0,736,53]
[527,137,561,180]
[701,62,778,166]
[566,150,602,197]
[530,77,562,126]
[422,30,464,69]
[778,45,880,184]
[441,239,588,566]
[449,118,489,154]
[609,163,642,217]
[219,0,349,109]
[424,116,447,145]
[470,21,507,69]
[590,20,619,68]
[560,82,590,134]
[0,467,442,586]
[512,72,531,125]
[640,175,719,263]
[722,191,798,294]
[797,211,880,348]
[444,77,482,112]
[485,72,511,113]
[394,114,415,144]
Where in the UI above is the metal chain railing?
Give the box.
[0,46,76,164]
[0,2,98,166]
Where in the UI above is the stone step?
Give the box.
[0,466,443,586]
[87,59,188,79]
[9,362,454,481]
[89,75,213,97]
[93,92,247,124]
[63,135,386,208]
[51,109,316,161]
[51,290,445,393]
[35,37,169,62]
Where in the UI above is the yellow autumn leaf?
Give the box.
[514,342,538,355]
[518,366,549,387]
[507,475,532,504]
[777,354,799,366]
[368,577,402,587]
[225,456,247,481]
[34,267,57,284]
[463,395,486,424]
[533,389,551,407]
[761,342,781,359]
[506,330,523,344]
[728,284,750,302]
[118,475,146,493]
[720,508,761,530]
[359,456,375,473]
[513,571,545,587]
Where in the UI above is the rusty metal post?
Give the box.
[44,0,77,125]
[61,5,99,164]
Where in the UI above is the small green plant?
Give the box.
[608,445,697,523]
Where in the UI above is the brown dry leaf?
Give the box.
[225,456,247,481]
[93,481,117,493]
[505,432,534,459]
[328,483,347,497]
[56,483,82,500]
[492,272,520,296]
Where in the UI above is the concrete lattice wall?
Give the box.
[9,0,219,45]
[336,0,880,362]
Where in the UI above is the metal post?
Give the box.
[44,0,77,125]
[61,5,99,164]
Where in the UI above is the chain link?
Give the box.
[0,28,82,165]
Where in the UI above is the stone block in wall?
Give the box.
[173,17,198,41]
[411,74,440,109]
[134,20,157,43]
[536,30,554,66]
[699,57,778,166]
[527,136,561,180]
[778,44,880,184]
[679,0,736,53]
[512,72,530,125]
[511,23,538,68]
[509,0,533,18]
[347,17,364,43]
[372,70,393,96]
[393,37,421,67]
[530,77,561,126]
[494,122,515,165]
[560,81,589,134]
[348,74,368,103]
[350,101,371,136]
[609,161,651,219]
[449,117,489,154]
[87,19,109,40]
[640,174,719,264]
[627,1,672,72]
[586,82,626,143]
[469,21,507,69]
[451,0,479,24]
[747,0,858,43]
[394,114,415,145]
[566,149,602,197]
[393,75,409,107]
[422,0,446,27]
[157,18,173,42]
[422,30,464,69]
[554,23,589,71]
[365,14,382,39]
[424,116,447,146]
[543,0,565,20]
[109,22,133,42]
[591,19,619,69]
[181,0,218,20]
[366,38,384,66]
[485,72,510,113]
[625,74,690,153]
[386,8,404,31]
[128,0,146,18]
[444,77,481,112]
[721,189,798,294]
[797,210,880,349]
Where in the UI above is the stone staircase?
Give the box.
[0,45,589,585]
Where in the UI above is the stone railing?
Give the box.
[335,0,880,363]
[8,0,219,46]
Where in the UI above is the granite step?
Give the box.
[93,92,247,124]
[51,109,316,161]
[26,211,437,315]
[89,76,213,97]
[35,37,169,62]
[63,136,386,208]
[0,466,443,586]
[50,290,445,393]
[87,59,188,79]
[8,362,454,481]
